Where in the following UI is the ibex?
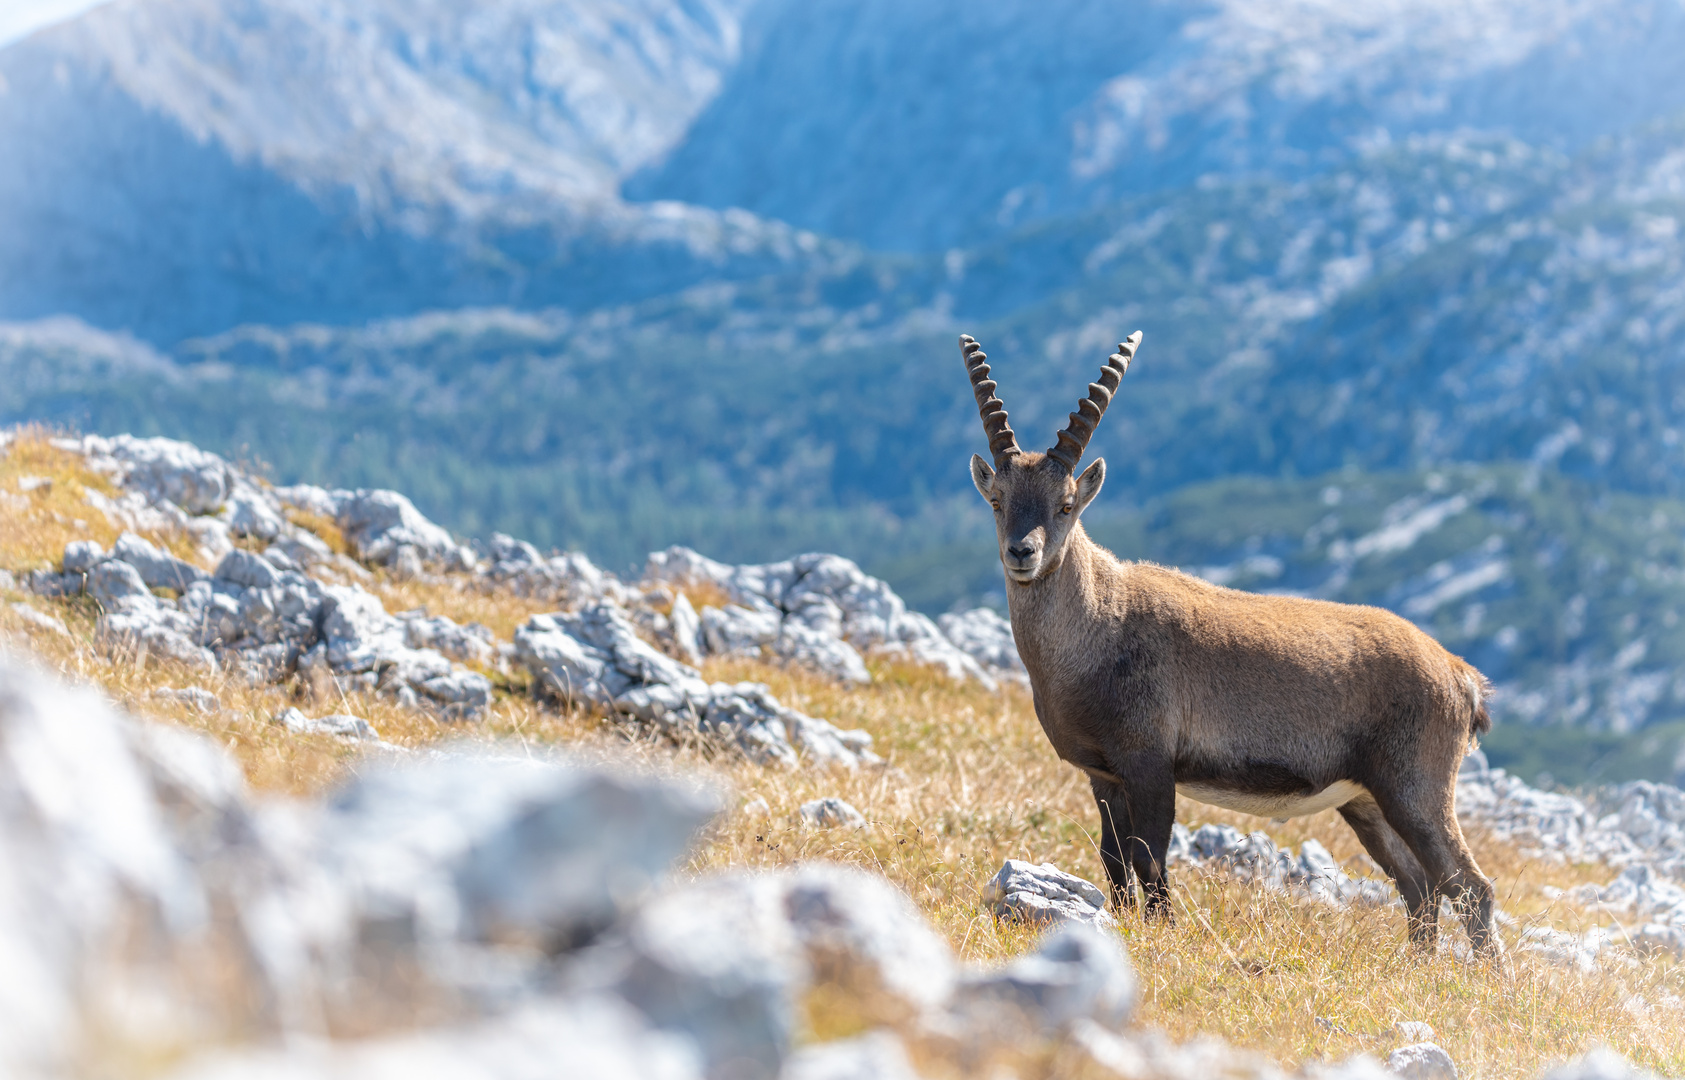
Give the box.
[960,333,1496,954]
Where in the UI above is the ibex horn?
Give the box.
[961,334,1021,468]
[1046,331,1142,473]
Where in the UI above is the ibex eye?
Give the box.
[1061,504,1074,515]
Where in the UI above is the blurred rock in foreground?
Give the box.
[0,652,1664,1080]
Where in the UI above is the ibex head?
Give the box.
[961,332,1141,584]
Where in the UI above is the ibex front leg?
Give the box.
[1091,776,1137,911]
[1091,754,1177,920]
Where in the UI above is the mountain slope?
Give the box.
[631,0,1685,250]
[0,0,823,343]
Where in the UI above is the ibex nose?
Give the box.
[1007,544,1035,561]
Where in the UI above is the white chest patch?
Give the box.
[1175,779,1369,820]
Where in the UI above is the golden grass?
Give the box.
[4,433,1684,1078]
[1,425,125,571]
[282,505,350,555]
[366,572,554,643]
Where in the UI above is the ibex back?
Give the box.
[959,333,1496,954]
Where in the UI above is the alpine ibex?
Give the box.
[960,333,1496,954]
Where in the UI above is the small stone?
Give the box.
[17,475,51,493]
[668,591,703,665]
[393,544,425,581]
[151,686,220,714]
[780,1031,920,1080]
[954,921,1136,1034]
[800,797,866,829]
[1537,1047,1664,1079]
[61,539,105,574]
[336,489,459,566]
[87,559,151,607]
[984,859,1115,930]
[10,602,72,638]
[113,531,207,591]
[215,549,280,590]
[1387,1042,1458,1080]
[272,707,378,740]
[1390,1021,1436,1043]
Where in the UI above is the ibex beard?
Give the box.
[960,332,1498,956]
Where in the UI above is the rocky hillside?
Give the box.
[5,424,1685,1078]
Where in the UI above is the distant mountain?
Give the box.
[632,0,1685,250]
[0,0,833,343]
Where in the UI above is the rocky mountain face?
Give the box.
[0,0,828,342]
[632,0,1685,249]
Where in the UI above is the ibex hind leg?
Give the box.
[1338,795,1436,948]
[1369,784,1498,957]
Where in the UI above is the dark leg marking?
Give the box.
[1340,795,1436,948]
[1369,783,1498,956]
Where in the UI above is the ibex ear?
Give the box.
[970,453,995,500]
[1075,458,1105,514]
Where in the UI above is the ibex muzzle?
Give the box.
[960,332,1498,956]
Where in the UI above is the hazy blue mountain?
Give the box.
[0,0,833,343]
[632,0,1685,250]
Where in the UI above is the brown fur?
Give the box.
[967,359,1497,956]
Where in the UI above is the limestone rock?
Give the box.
[215,548,280,590]
[88,558,151,607]
[954,922,1136,1035]
[614,864,955,1078]
[1537,1047,1666,1079]
[937,606,1025,681]
[799,797,866,830]
[984,860,1115,930]
[9,602,71,639]
[167,998,704,1080]
[779,1031,919,1080]
[60,539,105,573]
[479,534,619,605]
[78,434,231,513]
[1389,1021,1436,1044]
[1167,824,1391,908]
[514,603,876,769]
[1387,1043,1458,1080]
[56,533,493,718]
[114,531,207,591]
[403,612,496,666]
[646,546,994,688]
[152,686,219,714]
[273,707,378,740]
[0,654,724,1076]
[699,603,782,657]
[336,489,464,567]
[668,592,703,665]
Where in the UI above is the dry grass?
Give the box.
[282,506,349,554]
[4,432,1684,1078]
[1,426,126,570]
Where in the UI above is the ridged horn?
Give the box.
[960,334,1021,468]
[1046,331,1142,473]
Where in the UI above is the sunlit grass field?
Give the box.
[3,428,1683,1079]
